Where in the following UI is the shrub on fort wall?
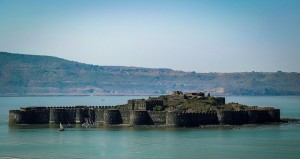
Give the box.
[153,105,164,111]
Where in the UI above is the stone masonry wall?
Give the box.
[9,106,280,127]
[148,111,166,125]
[166,112,219,127]
[218,109,280,125]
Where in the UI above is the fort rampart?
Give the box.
[8,92,280,127]
[9,106,280,127]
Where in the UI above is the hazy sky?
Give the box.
[0,0,299,72]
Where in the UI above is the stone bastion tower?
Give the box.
[9,91,280,127]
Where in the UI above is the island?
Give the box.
[9,91,280,127]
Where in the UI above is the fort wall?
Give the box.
[94,108,104,125]
[148,111,166,125]
[130,110,153,125]
[166,112,219,127]
[119,110,130,124]
[75,108,83,124]
[218,109,280,125]
[9,110,23,124]
[9,106,281,127]
[103,109,122,125]
[10,107,51,124]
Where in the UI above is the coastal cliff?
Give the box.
[9,91,280,127]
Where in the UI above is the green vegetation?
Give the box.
[153,105,164,111]
[161,96,251,112]
[220,103,251,111]
[1,51,300,96]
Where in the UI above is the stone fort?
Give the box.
[9,91,280,127]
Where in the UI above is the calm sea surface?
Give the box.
[0,96,299,159]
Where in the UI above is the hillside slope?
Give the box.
[1,52,300,96]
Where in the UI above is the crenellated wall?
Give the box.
[9,107,50,124]
[9,106,280,127]
[218,109,280,125]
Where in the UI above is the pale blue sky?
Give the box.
[0,0,299,72]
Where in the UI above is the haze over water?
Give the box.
[0,96,299,159]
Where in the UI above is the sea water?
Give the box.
[0,96,299,159]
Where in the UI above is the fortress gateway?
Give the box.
[9,91,280,127]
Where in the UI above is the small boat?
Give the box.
[58,122,64,131]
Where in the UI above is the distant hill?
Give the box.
[1,51,300,96]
